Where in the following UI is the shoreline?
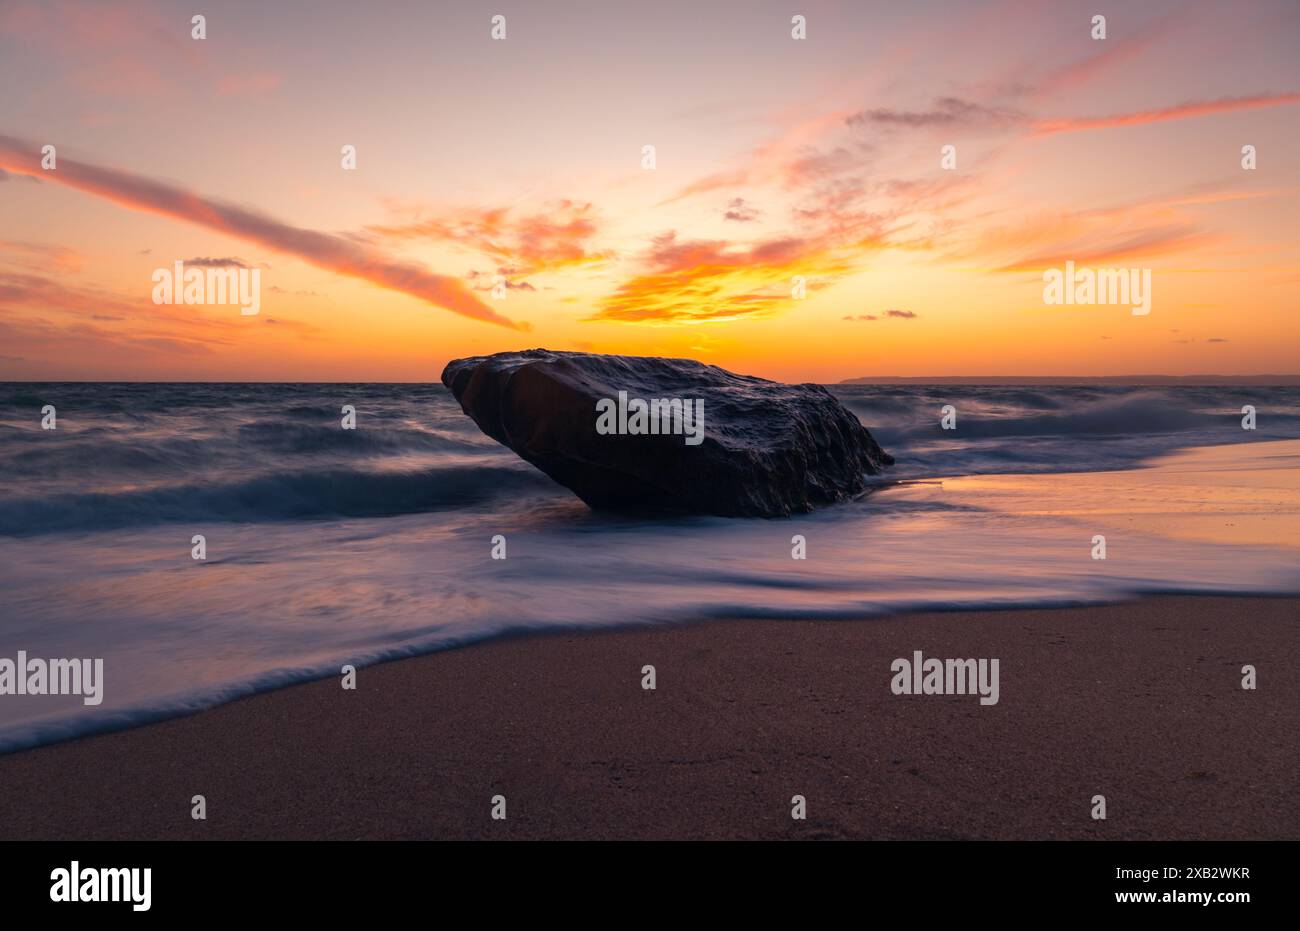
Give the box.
[1,595,1296,840]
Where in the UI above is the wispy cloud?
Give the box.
[1,239,81,270]
[183,256,253,269]
[0,133,526,329]
[846,97,1025,130]
[0,0,280,101]
[842,309,918,321]
[0,270,242,365]
[0,167,39,183]
[1030,11,1179,100]
[723,197,760,222]
[368,200,612,279]
[1032,92,1300,136]
[992,218,1220,271]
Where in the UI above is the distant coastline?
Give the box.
[5,373,1300,387]
[840,374,1300,386]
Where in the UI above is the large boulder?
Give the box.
[441,349,893,517]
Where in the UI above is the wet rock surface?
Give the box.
[442,349,893,517]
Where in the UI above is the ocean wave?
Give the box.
[3,384,1299,533]
[876,391,1230,438]
[0,464,561,535]
[233,419,485,455]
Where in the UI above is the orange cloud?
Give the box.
[956,197,1224,272]
[602,109,966,324]
[662,108,859,204]
[0,134,527,330]
[1032,92,1300,136]
[0,315,224,371]
[0,239,81,270]
[589,232,859,325]
[369,200,612,277]
[0,269,248,372]
[1000,224,1221,271]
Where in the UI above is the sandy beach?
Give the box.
[1,594,1295,841]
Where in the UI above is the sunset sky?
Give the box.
[1,0,1297,382]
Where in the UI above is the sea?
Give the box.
[1,381,1298,751]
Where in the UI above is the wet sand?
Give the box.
[1,595,1295,840]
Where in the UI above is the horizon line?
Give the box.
[4,374,1300,386]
